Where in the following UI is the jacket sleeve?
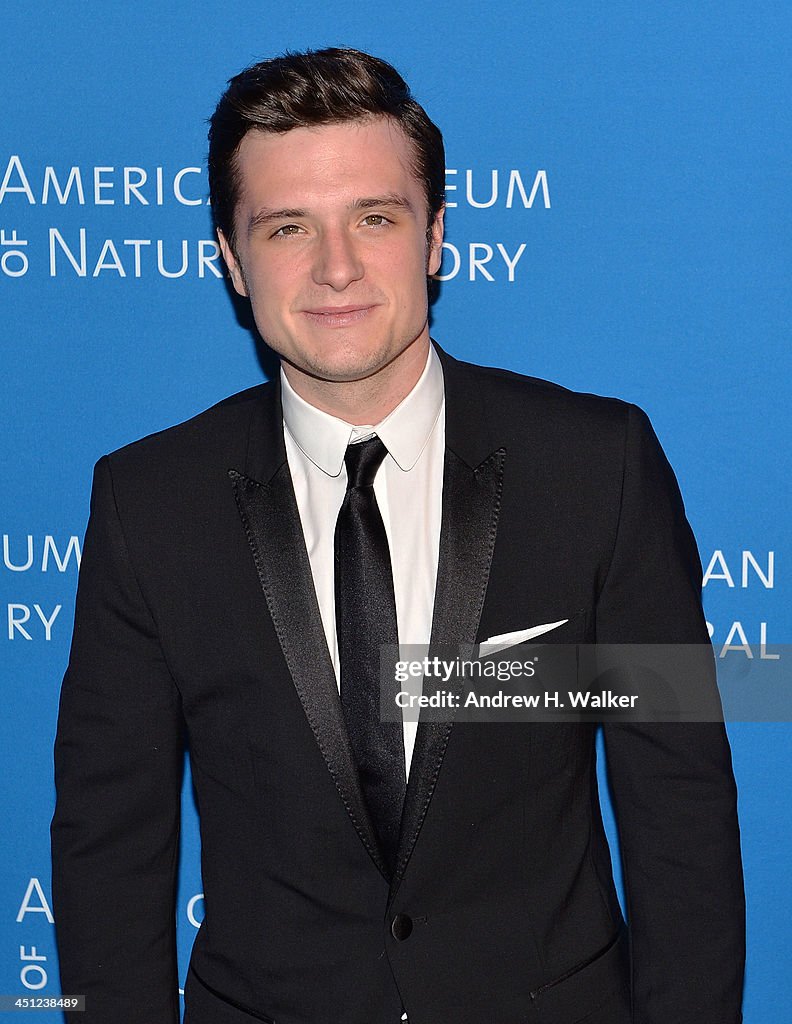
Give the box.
[51,455,184,1024]
[596,404,745,1023]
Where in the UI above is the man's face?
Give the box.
[218,117,444,389]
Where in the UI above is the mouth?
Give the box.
[300,305,377,327]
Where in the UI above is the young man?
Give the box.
[51,48,745,1024]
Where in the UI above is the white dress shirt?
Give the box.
[281,343,445,778]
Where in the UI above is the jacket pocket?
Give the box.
[184,964,276,1023]
[527,930,629,1024]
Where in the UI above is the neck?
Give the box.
[281,335,430,425]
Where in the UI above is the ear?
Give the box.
[217,229,248,297]
[427,205,445,277]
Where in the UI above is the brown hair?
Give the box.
[208,47,445,253]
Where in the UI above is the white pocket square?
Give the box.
[478,619,569,658]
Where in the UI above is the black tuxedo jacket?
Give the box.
[51,346,745,1024]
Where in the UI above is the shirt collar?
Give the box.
[280,342,444,477]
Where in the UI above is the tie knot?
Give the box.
[344,436,388,489]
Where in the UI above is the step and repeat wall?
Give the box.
[1,2,789,1021]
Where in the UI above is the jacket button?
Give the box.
[391,913,413,940]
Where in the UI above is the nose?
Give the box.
[311,227,364,291]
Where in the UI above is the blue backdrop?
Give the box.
[1,2,789,1020]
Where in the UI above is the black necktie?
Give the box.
[334,436,406,876]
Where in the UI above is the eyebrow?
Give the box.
[247,207,305,235]
[354,193,414,213]
[247,193,415,235]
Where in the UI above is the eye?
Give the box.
[272,224,303,237]
[362,214,389,227]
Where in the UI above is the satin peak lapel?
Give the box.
[230,463,391,880]
[390,443,505,898]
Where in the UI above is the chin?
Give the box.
[303,342,402,383]
[308,355,391,384]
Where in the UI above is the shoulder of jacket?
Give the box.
[446,352,640,434]
[100,380,275,478]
